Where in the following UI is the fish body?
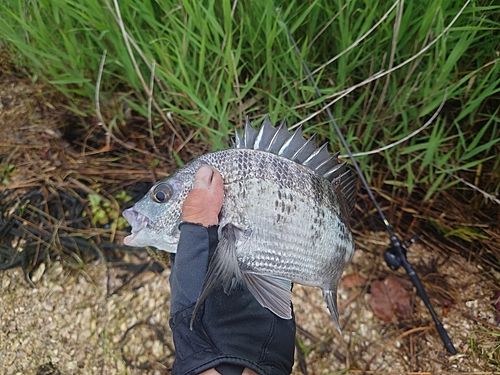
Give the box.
[123,116,356,330]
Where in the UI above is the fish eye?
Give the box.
[152,183,173,203]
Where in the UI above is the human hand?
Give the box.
[182,165,224,227]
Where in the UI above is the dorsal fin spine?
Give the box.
[278,126,304,158]
[234,125,243,148]
[243,116,257,148]
[266,120,287,152]
[291,133,317,162]
[254,115,273,149]
[303,142,325,164]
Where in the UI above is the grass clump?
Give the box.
[0,0,499,200]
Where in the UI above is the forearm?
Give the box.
[169,223,218,316]
[200,368,258,375]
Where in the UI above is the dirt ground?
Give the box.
[1,237,499,375]
[1,78,499,375]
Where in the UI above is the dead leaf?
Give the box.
[343,273,367,288]
[369,277,412,322]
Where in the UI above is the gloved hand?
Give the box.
[169,165,296,375]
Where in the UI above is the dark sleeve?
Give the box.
[169,222,219,317]
[169,223,296,375]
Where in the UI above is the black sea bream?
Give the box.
[123,116,357,331]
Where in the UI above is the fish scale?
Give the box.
[123,116,357,332]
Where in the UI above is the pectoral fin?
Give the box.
[190,223,242,329]
[323,288,341,333]
[243,272,293,319]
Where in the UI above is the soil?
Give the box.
[1,77,499,375]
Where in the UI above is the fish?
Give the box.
[122,116,357,331]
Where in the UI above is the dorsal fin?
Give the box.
[244,117,258,148]
[234,116,357,215]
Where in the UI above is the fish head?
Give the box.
[122,163,199,253]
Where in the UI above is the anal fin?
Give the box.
[323,288,342,333]
[190,224,242,329]
[243,272,293,319]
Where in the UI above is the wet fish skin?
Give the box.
[123,116,356,331]
[122,160,201,252]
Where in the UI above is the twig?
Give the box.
[294,337,308,375]
[112,0,149,97]
[306,3,348,51]
[32,222,43,267]
[462,311,500,332]
[296,325,346,362]
[108,4,180,105]
[436,167,500,205]
[148,61,157,150]
[95,50,110,147]
[280,1,398,101]
[340,90,447,158]
[231,50,243,125]
[231,0,239,16]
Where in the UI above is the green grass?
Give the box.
[0,0,499,199]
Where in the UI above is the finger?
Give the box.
[193,165,214,190]
[209,167,223,194]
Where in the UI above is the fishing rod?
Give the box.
[278,10,457,356]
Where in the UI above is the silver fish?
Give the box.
[123,116,356,331]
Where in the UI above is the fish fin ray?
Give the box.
[190,224,242,329]
[324,161,346,180]
[254,115,275,150]
[334,168,357,215]
[278,125,304,158]
[315,151,340,177]
[303,143,331,170]
[243,116,258,148]
[323,288,341,333]
[291,133,317,163]
[267,119,291,153]
[234,125,243,148]
[243,272,293,319]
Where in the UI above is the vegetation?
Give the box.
[0,0,498,195]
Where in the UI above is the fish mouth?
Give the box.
[122,208,151,246]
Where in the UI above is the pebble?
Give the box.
[31,262,45,283]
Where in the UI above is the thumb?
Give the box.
[192,165,214,190]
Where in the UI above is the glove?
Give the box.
[169,223,296,375]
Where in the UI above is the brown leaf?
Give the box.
[343,273,367,288]
[369,277,412,322]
